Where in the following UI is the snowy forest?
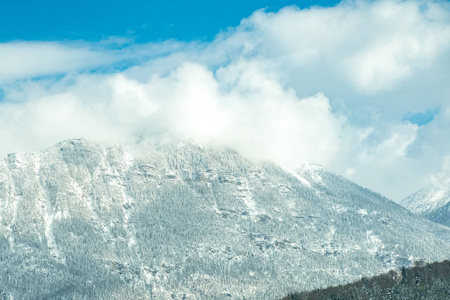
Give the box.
[0,139,449,299]
[282,260,450,300]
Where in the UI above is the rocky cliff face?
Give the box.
[402,179,450,227]
[0,139,449,299]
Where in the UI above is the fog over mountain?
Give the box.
[402,179,450,227]
[0,139,448,299]
[2,0,450,201]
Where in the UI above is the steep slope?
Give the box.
[401,179,450,227]
[0,138,449,299]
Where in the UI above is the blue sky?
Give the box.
[404,108,440,126]
[1,0,340,42]
[1,0,450,201]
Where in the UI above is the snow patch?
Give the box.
[287,170,311,187]
[366,230,383,255]
[239,178,259,218]
[43,193,64,262]
[358,209,368,216]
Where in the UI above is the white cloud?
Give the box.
[233,0,450,100]
[0,40,187,81]
[1,0,450,201]
[0,42,112,81]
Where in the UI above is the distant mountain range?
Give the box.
[401,179,450,227]
[0,139,449,299]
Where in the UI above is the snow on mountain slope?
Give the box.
[0,138,449,299]
[401,179,450,227]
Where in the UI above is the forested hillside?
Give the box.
[281,260,450,300]
[0,139,449,299]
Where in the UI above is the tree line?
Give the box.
[281,260,450,300]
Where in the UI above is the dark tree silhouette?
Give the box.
[281,260,450,300]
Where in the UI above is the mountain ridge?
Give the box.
[401,179,450,227]
[0,138,449,299]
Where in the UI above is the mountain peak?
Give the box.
[401,179,450,227]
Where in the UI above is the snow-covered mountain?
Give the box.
[401,179,450,227]
[0,139,449,299]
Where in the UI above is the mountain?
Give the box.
[0,138,449,299]
[401,179,450,227]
